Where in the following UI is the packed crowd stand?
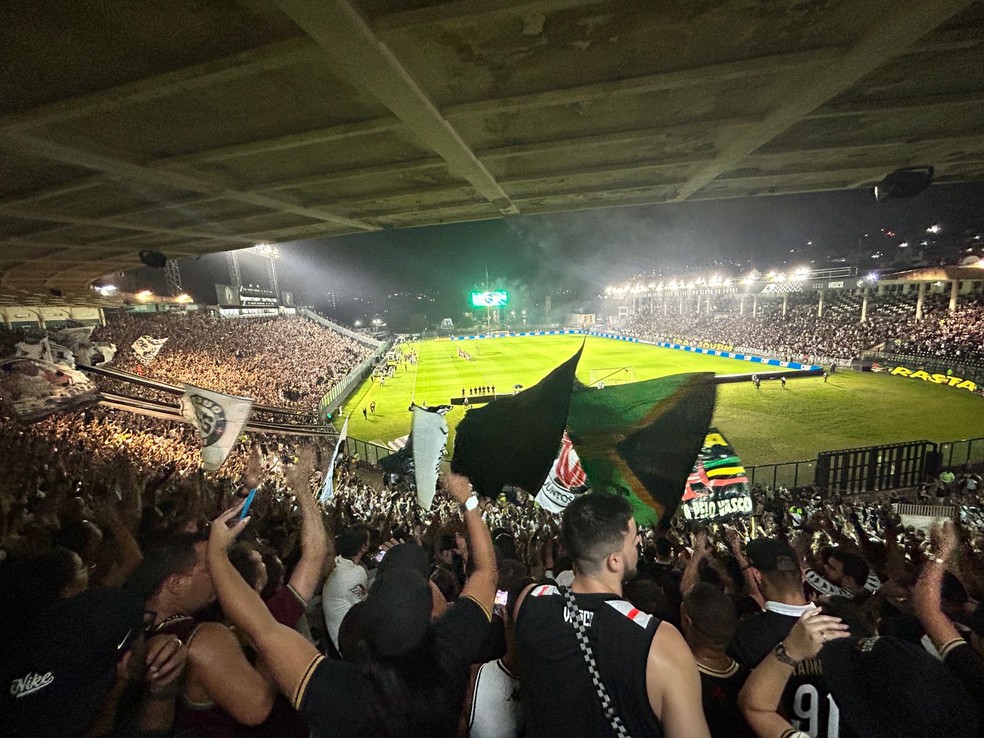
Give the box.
[91,312,372,408]
[2,407,984,737]
[3,305,984,736]
[617,292,984,364]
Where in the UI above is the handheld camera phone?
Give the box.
[239,488,258,521]
[493,589,509,616]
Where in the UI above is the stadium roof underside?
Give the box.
[2,0,984,299]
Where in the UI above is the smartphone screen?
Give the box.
[239,488,257,521]
[493,589,508,616]
[371,548,387,564]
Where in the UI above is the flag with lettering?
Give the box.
[679,428,754,522]
[534,430,592,513]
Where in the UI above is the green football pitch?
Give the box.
[340,335,984,466]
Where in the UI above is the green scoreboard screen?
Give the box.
[470,290,509,307]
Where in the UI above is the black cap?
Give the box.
[746,538,798,572]
[820,635,979,738]
[376,542,430,579]
[1,585,146,736]
[363,571,432,658]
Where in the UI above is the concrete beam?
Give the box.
[273,0,519,215]
[444,48,838,118]
[672,0,978,202]
[0,38,321,133]
[372,0,605,32]
[0,131,379,232]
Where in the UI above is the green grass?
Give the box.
[340,335,984,465]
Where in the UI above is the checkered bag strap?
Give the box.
[559,585,632,738]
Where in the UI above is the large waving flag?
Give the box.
[0,357,98,422]
[451,345,583,497]
[319,416,349,503]
[567,373,717,527]
[412,406,449,510]
[680,428,754,522]
[179,384,252,472]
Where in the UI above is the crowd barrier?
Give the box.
[300,308,382,348]
[316,339,393,420]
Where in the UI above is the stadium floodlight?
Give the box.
[866,272,879,282]
[136,290,153,300]
[253,243,279,259]
[927,224,941,234]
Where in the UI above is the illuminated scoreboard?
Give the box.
[470,290,509,307]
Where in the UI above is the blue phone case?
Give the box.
[239,488,257,520]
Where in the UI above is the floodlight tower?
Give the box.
[253,243,280,302]
[226,251,243,292]
[164,259,183,298]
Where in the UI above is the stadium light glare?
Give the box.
[866,272,879,282]
[136,290,153,300]
[927,224,941,234]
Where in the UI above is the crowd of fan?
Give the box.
[618,292,984,364]
[92,312,372,407]
[3,413,984,738]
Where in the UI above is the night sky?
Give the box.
[168,181,984,322]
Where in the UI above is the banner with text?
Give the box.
[680,428,753,521]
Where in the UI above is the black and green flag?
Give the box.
[567,373,717,527]
[450,345,583,497]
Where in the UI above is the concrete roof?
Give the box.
[2,0,983,298]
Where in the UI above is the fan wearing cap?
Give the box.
[730,537,853,738]
[205,470,496,738]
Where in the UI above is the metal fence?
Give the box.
[746,460,815,490]
[345,424,984,495]
[937,437,984,468]
[344,437,396,467]
[316,339,393,420]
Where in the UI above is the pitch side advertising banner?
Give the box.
[680,428,753,521]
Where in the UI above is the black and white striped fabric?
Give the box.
[559,585,632,738]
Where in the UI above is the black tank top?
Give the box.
[517,584,664,738]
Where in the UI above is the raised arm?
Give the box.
[285,472,329,601]
[206,504,323,708]
[912,522,963,653]
[445,472,496,616]
[738,610,848,738]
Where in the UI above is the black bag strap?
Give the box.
[559,585,631,738]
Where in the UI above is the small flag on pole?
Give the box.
[179,384,253,472]
[319,416,349,503]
